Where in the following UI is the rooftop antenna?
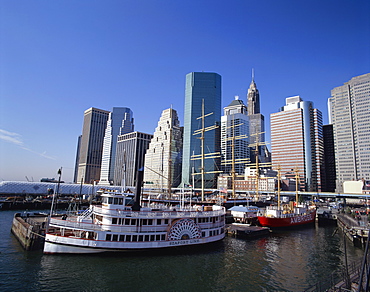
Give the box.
[252,68,255,81]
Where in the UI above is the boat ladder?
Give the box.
[79,208,93,219]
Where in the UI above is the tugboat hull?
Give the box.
[258,210,316,228]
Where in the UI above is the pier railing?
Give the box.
[304,261,362,292]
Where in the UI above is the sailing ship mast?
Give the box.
[247,131,270,201]
[295,166,300,206]
[167,108,173,199]
[277,165,281,210]
[192,99,221,201]
[221,116,249,198]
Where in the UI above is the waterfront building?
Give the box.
[221,96,249,175]
[246,73,268,163]
[322,124,336,192]
[75,107,109,184]
[114,131,152,187]
[328,73,370,192]
[270,96,324,191]
[99,107,134,186]
[143,108,183,190]
[0,181,124,196]
[217,167,276,193]
[181,72,222,188]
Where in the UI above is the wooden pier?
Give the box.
[11,213,48,251]
[226,223,271,239]
[336,214,369,248]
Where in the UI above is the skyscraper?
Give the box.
[221,96,249,175]
[76,107,109,184]
[181,72,222,188]
[99,107,134,185]
[322,124,336,192]
[328,73,370,192]
[143,108,183,190]
[246,73,267,163]
[114,131,153,188]
[270,96,324,191]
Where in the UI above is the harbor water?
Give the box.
[0,210,365,291]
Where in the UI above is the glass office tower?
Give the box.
[99,107,134,185]
[221,96,249,175]
[181,72,222,189]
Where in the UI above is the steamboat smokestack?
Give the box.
[132,167,144,211]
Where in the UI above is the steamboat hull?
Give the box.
[44,233,225,254]
[257,210,316,228]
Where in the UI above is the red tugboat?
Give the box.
[257,167,316,228]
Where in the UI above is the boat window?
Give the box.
[201,232,205,237]
[106,234,112,241]
[112,234,118,241]
[131,219,136,225]
[150,235,155,241]
[142,219,147,225]
[126,235,131,242]
[119,235,125,241]
[114,198,119,205]
[132,235,137,241]
[112,218,117,224]
[138,235,143,241]
[102,197,108,204]
[161,234,166,241]
[108,197,113,204]
[119,198,123,205]
[156,234,161,241]
[144,235,149,241]
[148,219,153,225]
[157,219,161,225]
[164,219,168,225]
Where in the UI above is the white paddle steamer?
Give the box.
[44,190,225,254]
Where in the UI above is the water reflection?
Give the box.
[0,211,365,292]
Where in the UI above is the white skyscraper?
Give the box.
[328,73,370,192]
[99,107,134,185]
[143,108,183,191]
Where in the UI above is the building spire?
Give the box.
[247,70,260,115]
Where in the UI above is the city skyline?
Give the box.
[1,1,369,182]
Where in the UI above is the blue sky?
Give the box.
[1,0,369,183]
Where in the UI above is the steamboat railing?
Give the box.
[92,206,225,219]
